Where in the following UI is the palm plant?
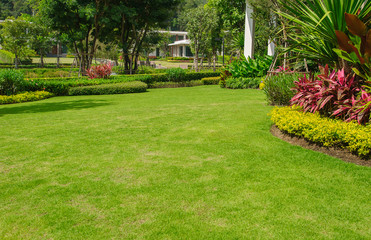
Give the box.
[278,0,371,65]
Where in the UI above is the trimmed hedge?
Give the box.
[225,77,261,89]
[148,80,203,88]
[0,91,54,104]
[271,106,371,159]
[23,72,220,95]
[68,81,147,96]
[0,50,15,64]
[201,77,220,85]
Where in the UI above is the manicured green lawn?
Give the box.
[0,86,370,239]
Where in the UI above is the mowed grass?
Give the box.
[0,86,370,239]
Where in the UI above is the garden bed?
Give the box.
[271,125,371,167]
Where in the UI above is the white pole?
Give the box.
[244,1,255,59]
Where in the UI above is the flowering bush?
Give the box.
[86,63,112,79]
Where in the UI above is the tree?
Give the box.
[0,16,31,68]
[27,15,54,67]
[39,0,108,72]
[182,6,218,72]
[0,0,32,20]
[99,0,181,74]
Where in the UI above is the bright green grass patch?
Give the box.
[0,86,370,239]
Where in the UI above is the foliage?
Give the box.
[218,66,232,88]
[0,91,54,104]
[271,106,371,158]
[201,77,220,85]
[0,16,32,68]
[228,55,273,78]
[291,65,371,124]
[0,49,15,64]
[225,77,261,89]
[263,73,300,106]
[0,0,32,19]
[334,13,371,83]
[148,80,203,88]
[86,64,113,79]
[68,81,147,96]
[278,0,371,64]
[0,69,25,95]
[181,5,218,71]
[165,68,187,82]
[22,72,220,95]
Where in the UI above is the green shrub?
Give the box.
[166,68,187,82]
[270,106,371,159]
[148,80,203,88]
[69,81,147,96]
[0,91,54,104]
[225,77,261,89]
[0,69,26,95]
[22,72,220,95]
[228,55,273,78]
[0,50,15,64]
[201,77,220,85]
[263,73,302,106]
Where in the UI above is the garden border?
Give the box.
[271,125,371,167]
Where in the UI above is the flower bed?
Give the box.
[270,106,371,159]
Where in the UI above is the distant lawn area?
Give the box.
[31,57,101,65]
[0,86,370,239]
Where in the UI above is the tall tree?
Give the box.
[39,0,108,72]
[182,6,218,72]
[99,0,181,74]
[0,16,32,68]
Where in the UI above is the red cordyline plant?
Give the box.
[291,65,371,124]
[86,63,112,79]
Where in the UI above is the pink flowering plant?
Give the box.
[86,63,113,79]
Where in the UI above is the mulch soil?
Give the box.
[270,125,371,167]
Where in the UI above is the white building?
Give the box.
[150,31,193,58]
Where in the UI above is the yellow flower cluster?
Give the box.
[0,91,54,105]
[270,106,371,158]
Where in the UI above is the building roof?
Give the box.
[158,30,188,36]
[168,39,191,46]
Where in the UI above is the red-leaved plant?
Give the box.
[87,63,112,79]
[291,65,371,124]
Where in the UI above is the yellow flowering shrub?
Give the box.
[270,106,371,159]
[0,91,54,105]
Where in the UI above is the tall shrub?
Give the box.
[0,69,25,95]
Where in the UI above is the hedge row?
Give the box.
[0,91,54,104]
[270,106,371,159]
[23,72,220,95]
[201,77,220,85]
[68,81,147,96]
[148,80,203,88]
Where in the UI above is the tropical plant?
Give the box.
[228,55,273,78]
[334,13,371,86]
[278,0,371,65]
[86,63,113,79]
[290,65,371,124]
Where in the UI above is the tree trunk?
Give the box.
[14,53,18,69]
[213,52,216,72]
[40,53,44,68]
[57,42,60,68]
[194,47,199,72]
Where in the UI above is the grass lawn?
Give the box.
[0,86,370,239]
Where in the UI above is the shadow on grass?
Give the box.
[0,99,113,116]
